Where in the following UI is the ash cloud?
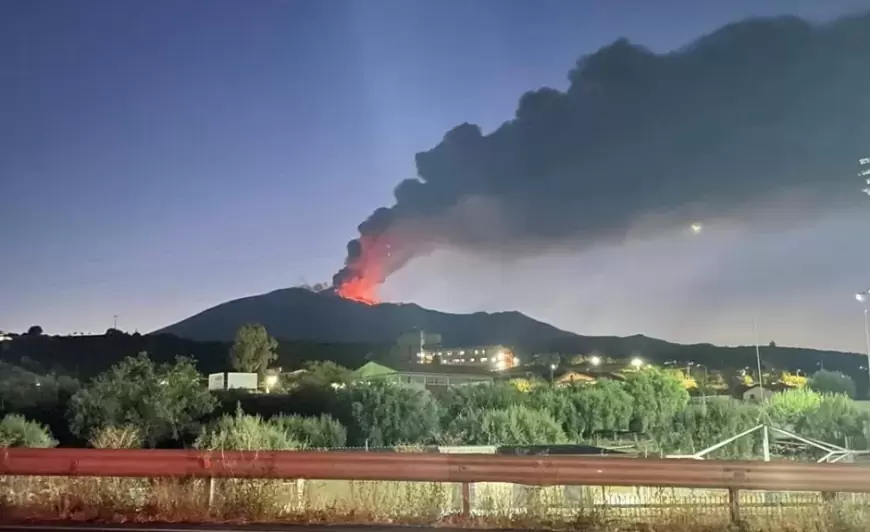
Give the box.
[334,13,870,292]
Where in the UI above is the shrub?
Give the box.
[445,405,568,446]
[88,425,143,449]
[808,370,856,398]
[194,408,300,450]
[274,413,347,448]
[0,414,57,448]
[335,381,441,447]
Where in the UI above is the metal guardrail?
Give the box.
[1,448,869,492]
[2,449,870,522]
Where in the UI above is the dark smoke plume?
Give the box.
[334,13,870,301]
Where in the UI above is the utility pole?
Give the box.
[113,314,118,330]
[753,314,764,400]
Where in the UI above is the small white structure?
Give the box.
[207,372,258,391]
[207,372,226,391]
[742,384,775,402]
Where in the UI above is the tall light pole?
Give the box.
[860,157,869,196]
[688,362,709,408]
[857,291,870,387]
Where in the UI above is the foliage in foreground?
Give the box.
[0,414,57,448]
[194,408,301,451]
[1,474,870,532]
[274,413,347,448]
[67,353,216,447]
[335,380,442,447]
[445,404,567,445]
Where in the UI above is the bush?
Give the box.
[808,370,856,398]
[658,399,762,459]
[335,381,441,447]
[0,414,58,448]
[624,367,689,433]
[445,405,568,446]
[68,353,215,447]
[273,413,347,448]
[88,425,143,449]
[436,382,524,423]
[194,408,300,450]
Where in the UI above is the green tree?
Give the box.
[26,325,43,336]
[436,382,524,423]
[808,370,856,398]
[68,353,216,447]
[658,400,762,459]
[229,323,278,377]
[766,388,823,429]
[574,380,634,437]
[288,361,351,389]
[274,413,347,448]
[0,414,57,448]
[195,407,299,450]
[335,381,441,447]
[624,367,690,434]
[528,386,583,440]
[444,405,567,446]
[794,393,866,446]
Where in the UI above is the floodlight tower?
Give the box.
[860,157,870,196]
[857,291,870,386]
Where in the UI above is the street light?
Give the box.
[630,357,644,369]
[264,374,279,393]
[688,362,709,408]
[589,355,601,366]
[857,290,870,386]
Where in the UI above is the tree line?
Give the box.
[2,348,868,459]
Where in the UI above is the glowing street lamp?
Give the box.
[630,357,644,369]
[589,355,601,366]
[264,374,279,393]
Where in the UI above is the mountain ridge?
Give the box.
[154,287,579,347]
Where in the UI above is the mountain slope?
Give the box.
[154,287,578,347]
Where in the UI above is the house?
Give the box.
[742,383,792,401]
[555,371,596,385]
[418,344,519,371]
[353,361,495,389]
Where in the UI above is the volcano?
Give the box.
[153,287,577,347]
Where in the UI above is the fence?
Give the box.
[2,449,870,524]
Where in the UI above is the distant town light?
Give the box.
[589,355,602,366]
[495,359,507,371]
[264,374,278,392]
[630,357,644,368]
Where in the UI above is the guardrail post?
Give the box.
[206,477,215,510]
[728,488,740,524]
[461,482,471,518]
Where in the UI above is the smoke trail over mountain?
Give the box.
[334,13,870,303]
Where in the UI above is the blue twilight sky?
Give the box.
[2,0,870,351]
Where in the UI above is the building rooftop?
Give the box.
[356,360,498,378]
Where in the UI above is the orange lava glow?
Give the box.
[335,277,379,305]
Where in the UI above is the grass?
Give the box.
[2,475,870,531]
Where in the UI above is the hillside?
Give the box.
[155,287,578,347]
[150,287,869,396]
